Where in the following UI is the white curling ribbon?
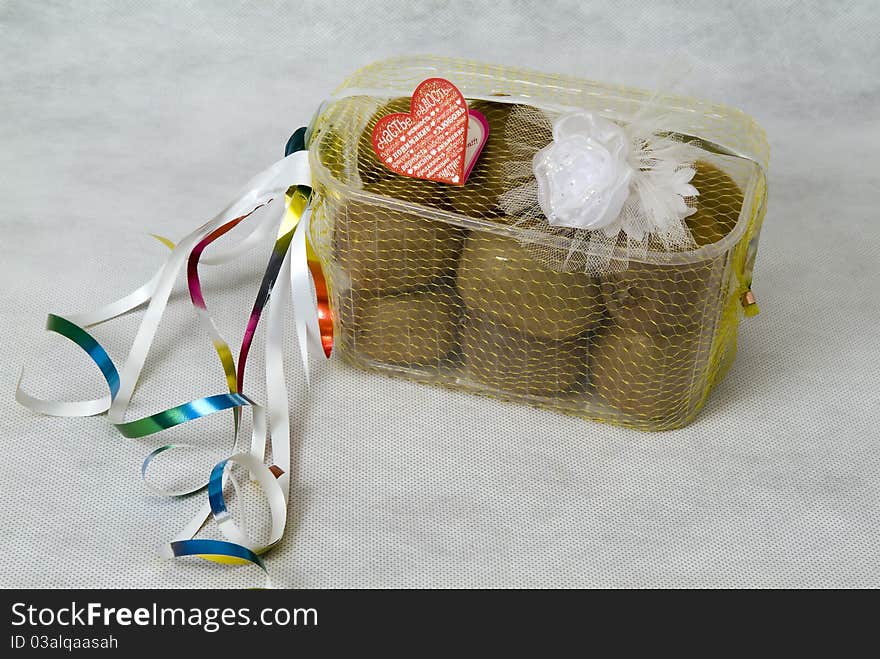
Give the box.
[162,153,316,577]
[533,112,634,231]
[166,212,309,581]
[14,157,305,419]
[108,151,311,426]
[213,453,288,551]
[290,207,325,386]
[19,148,316,587]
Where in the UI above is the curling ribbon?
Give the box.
[287,127,333,361]
[17,136,332,585]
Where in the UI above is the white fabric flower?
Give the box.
[532,112,634,230]
[500,105,704,274]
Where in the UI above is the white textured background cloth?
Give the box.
[2,1,878,589]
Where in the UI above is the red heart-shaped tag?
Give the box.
[371,78,470,186]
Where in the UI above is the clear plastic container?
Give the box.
[307,56,769,430]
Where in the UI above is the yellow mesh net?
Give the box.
[307,57,769,430]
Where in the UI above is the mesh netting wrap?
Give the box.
[306,57,769,431]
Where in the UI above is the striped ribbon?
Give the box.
[16,137,331,585]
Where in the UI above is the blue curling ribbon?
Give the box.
[47,314,120,398]
[284,127,308,157]
[25,141,316,582]
[42,312,266,567]
[44,314,253,439]
[208,459,231,516]
[114,393,252,438]
[169,539,266,570]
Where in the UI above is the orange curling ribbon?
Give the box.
[307,246,333,358]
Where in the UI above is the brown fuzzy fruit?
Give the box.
[457,231,603,340]
[461,315,589,396]
[686,160,745,245]
[445,100,550,219]
[335,179,464,295]
[356,97,411,184]
[312,122,349,181]
[592,324,705,423]
[341,289,461,367]
[599,259,724,336]
[599,161,742,335]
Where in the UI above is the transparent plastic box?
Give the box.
[307,56,769,430]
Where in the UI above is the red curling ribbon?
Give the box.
[307,255,333,358]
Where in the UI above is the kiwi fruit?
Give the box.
[456,231,603,340]
[356,98,552,220]
[685,160,745,245]
[445,100,545,219]
[335,178,464,295]
[592,324,703,423]
[461,314,588,396]
[356,97,411,184]
[599,259,723,336]
[599,161,743,335]
[340,288,461,367]
[312,122,349,181]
